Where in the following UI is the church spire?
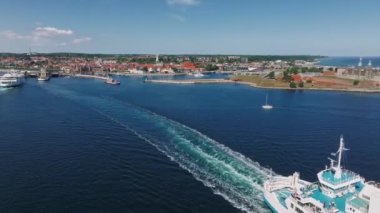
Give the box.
[358,57,362,67]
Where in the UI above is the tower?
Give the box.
[156,54,159,64]
[358,57,362,67]
[367,60,373,79]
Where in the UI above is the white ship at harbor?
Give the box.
[37,68,50,81]
[0,72,25,87]
[264,136,380,213]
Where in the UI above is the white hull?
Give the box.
[38,77,50,81]
[0,83,22,88]
[262,105,273,109]
[0,82,23,87]
[193,73,204,77]
[264,191,290,213]
[263,94,273,109]
[0,74,24,87]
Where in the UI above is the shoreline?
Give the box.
[111,73,186,77]
[146,79,380,93]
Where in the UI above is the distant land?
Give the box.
[0,52,324,63]
[2,52,380,92]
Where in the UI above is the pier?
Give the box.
[73,74,109,81]
[145,79,234,84]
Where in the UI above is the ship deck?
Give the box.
[272,188,292,209]
[309,182,364,212]
[321,170,360,185]
[347,197,369,212]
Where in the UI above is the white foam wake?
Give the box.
[44,85,274,212]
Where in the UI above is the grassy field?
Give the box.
[230,74,380,90]
[230,75,289,88]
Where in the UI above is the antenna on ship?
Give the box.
[334,135,349,179]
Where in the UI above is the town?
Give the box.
[1,53,380,91]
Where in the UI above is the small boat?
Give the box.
[193,72,205,77]
[37,76,50,81]
[37,68,50,81]
[262,94,273,109]
[105,78,120,85]
[0,72,25,88]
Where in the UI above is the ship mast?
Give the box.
[334,135,348,179]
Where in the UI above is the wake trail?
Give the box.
[43,85,275,212]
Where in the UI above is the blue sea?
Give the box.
[317,56,380,67]
[1,74,380,212]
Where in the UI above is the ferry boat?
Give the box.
[0,73,25,87]
[264,136,380,213]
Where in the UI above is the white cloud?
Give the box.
[2,27,74,42]
[166,0,200,6]
[1,30,31,40]
[32,27,73,39]
[1,26,90,49]
[73,37,92,44]
[168,14,186,22]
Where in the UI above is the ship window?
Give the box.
[295,207,304,213]
[291,203,294,209]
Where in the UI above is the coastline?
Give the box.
[111,73,186,77]
[146,79,380,93]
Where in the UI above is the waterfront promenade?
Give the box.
[145,79,232,84]
[73,74,109,81]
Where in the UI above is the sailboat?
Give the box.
[262,94,273,110]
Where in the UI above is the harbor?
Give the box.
[2,0,380,212]
[2,75,380,212]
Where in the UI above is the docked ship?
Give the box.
[0,72,25,87]
[37,68,50,81]
[264,136,380,213]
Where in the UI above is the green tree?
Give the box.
[205,64,219,71]
[353,80,360,86]
[290,81,297,88]
[287,66,299,74]
[298,82,304,88]
[283,71,292,82]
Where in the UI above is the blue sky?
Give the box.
[0,0,379,56]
